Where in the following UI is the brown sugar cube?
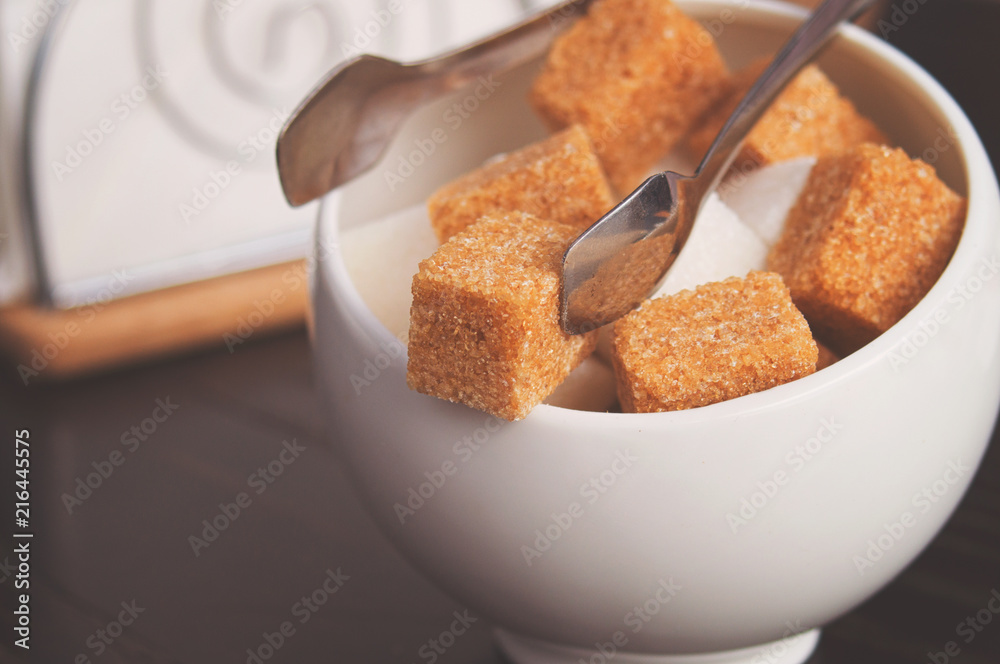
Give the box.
[767,143,966,355]
[688,60,887,172]
[407,213,599,421]
[427,125,615,242]
[529,0,729,193]
[612,272,817,413]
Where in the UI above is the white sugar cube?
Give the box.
[341,204,439,340]
[543,357,619,413]
[652,193,768,299]
[718,157,816,246]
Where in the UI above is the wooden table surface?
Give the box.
[3,1,1000,662]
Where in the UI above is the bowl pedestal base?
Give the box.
[494,628,821,664]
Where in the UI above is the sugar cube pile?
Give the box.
[339,0,965,420]
[342,162,815,415]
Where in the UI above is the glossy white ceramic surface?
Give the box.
[310,1,1000,661]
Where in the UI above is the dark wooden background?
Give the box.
[3,1,999,662]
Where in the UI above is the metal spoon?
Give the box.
[560,0,876,334]
[276,0,596,207]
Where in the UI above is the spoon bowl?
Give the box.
[276,0,595,206]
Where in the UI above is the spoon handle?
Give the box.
[692,0,876,197]
[413,0,597,96]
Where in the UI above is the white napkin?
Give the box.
[0,0,543,307]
